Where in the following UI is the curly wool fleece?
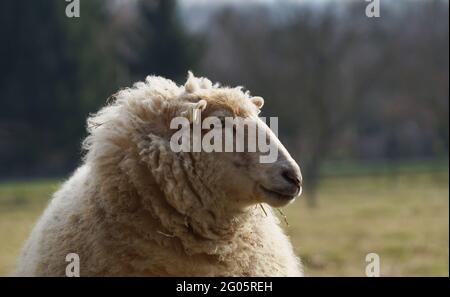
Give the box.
[14,73,302,276]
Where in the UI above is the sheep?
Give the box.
[14,72,303,276]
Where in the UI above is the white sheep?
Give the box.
[15,73,303,276]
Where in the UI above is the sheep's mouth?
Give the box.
[260,186,296,201]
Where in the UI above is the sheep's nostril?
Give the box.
[282,169,302,188]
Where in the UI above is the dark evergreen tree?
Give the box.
[0,0,117,177]
[127,0,201,83]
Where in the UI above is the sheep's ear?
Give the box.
[181,100,207,124]
[250,96,264,109]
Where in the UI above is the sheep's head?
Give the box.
[168,72,303,210]
[85,72,302,224]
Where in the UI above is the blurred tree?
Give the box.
[0,0,203,178]
[197,0,449,206]
[0,0,117,177]
[125,0,202,83]
[198,7,360,206]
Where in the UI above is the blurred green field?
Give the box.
[0,168,448,276]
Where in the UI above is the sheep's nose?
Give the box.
[281,169,302,190]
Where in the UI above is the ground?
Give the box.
[0,166,448,276]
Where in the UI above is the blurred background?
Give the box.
[0,0,448,276]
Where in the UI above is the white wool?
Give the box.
[14,73,302,276]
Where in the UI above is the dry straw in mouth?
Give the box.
[259,203,289,227]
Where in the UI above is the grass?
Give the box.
[284,169,449,276]
[0,168,448,276]
[0,180,62,276]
